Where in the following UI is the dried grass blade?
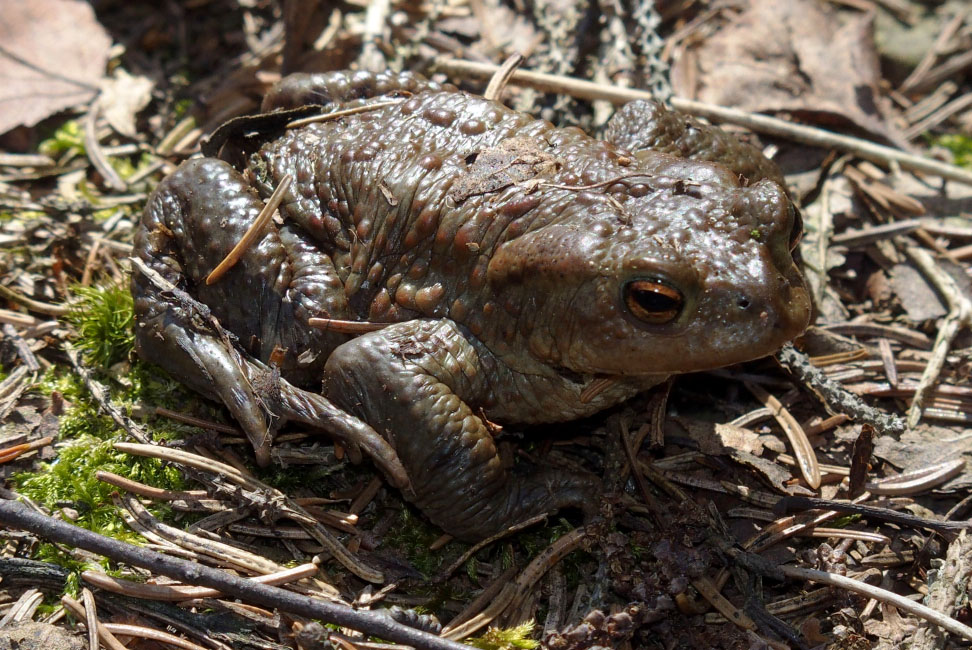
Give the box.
[745,382,821,489]
[206,174,292,285]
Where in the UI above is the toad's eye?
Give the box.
[788,205,804,251]
[623,280,683,325]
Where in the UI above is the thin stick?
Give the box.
[903,245,972,427]
[779,564,972,641]
[82,563,318,601]
[431,57,972,187]
[0,499,475,650]
[206,174,292,285]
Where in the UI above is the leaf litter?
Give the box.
[1,1,972,649]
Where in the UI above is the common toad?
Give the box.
[132,71,810,541]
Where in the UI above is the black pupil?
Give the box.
[632,287,678,313]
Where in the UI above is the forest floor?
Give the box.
[2,1,972,648]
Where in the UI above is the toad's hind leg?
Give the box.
[323,319,597,542]
[132,158,405,484]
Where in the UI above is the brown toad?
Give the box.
[132,71,810,541]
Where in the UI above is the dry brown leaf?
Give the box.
[0,0,111,135]
[891,263,948,322]
[97,69,154,139]
[672,0,905,145]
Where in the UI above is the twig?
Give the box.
[775,496,972,534]
[778,564,972,642]
[775,344,905,435]
[0,499,475,650]
[82,563,318,601]
[902,245,972,427]
[430,57,972,186]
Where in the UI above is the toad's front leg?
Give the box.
[322,319,597,542]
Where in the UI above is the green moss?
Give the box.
[17,361,196,574]
[64,285,135,369]
[932,134,972,169]
[381,508,451,577]
[0,209,46,223]
[38,120,84,158]
[13,433,183,541]
[173,98,194,121]
[467,621,539,649]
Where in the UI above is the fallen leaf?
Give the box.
[97,69,154,139]
[450,136,561,202]
[890,263,947,322]
[0,0,111,135]
[672,0,905,145]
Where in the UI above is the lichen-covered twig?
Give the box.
[911,531,972,648]
[775,496,972,535]
[775,344,905,435]
[902,245,972,427]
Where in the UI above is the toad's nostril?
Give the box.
[738,297,750,309]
